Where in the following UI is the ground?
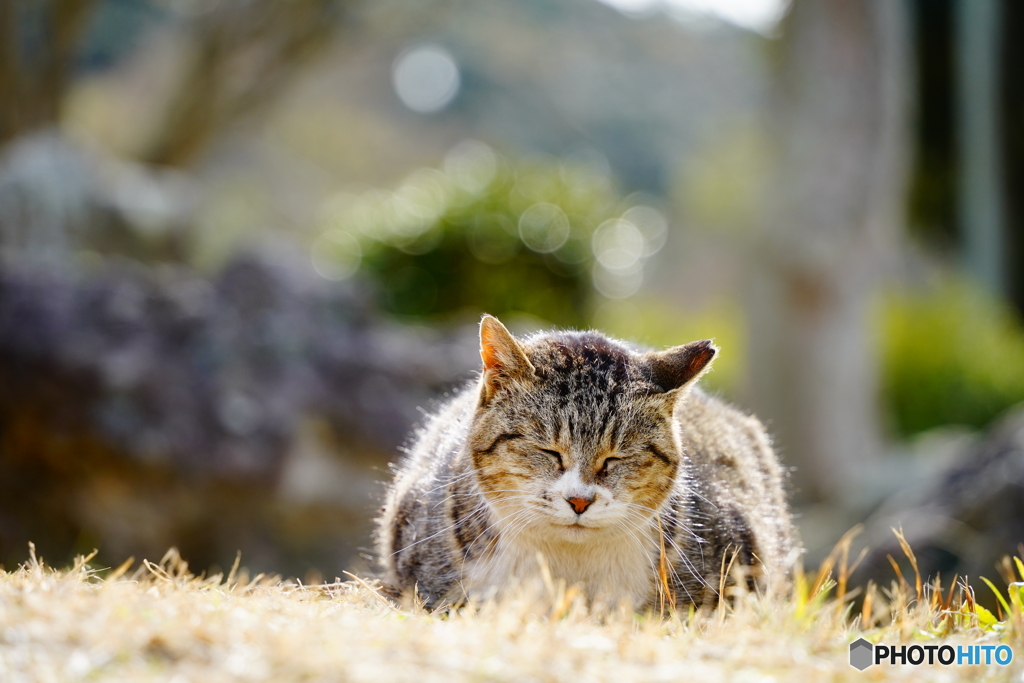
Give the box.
[0,544,1021,682]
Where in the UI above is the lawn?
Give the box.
[1,538,1020,682]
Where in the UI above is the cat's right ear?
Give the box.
[479,314,535,401]
[645,339,717,396]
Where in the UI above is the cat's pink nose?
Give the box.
[566,496,594,514]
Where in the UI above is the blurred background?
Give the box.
[1,0,1023,590]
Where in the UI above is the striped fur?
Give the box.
[376,316,795,610]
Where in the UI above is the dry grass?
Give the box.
[1,534,1022,683]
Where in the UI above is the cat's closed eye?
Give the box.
[539,448,564,472]
[598,456,622,475]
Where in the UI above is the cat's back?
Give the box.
[673,388,794,581]
[390,387,476,497]
[375,387,480,599]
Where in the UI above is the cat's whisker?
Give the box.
[620,501,706,544]
[390,503,489,557]
[624,511,711,590]
[680,483,720,511]
[464,508,539,589]
[423,469,478,496]
[617,515,706,609]
[610,518,674,607]
[615,512,710,601]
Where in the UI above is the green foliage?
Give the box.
[313,144,656,327]
[880,278,1024,437]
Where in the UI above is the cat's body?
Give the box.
[377,316,794,610]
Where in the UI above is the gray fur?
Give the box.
[376,316,795,610]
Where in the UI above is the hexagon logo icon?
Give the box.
[850,638,874,670]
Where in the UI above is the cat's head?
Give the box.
[467,314,716,543]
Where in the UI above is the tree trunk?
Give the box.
[745,0,912,505]
[956,0,1005,295]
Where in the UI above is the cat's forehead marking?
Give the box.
[529,331,637,396]
[506,331,661,453]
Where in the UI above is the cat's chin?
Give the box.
[550,522,601,541]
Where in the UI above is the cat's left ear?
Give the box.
[479,314,535,400]
[645,339,717,395]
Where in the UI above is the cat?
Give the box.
[376,314,795,611]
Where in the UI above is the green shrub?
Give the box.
[312,143,665,328]
[881,277,1024,437]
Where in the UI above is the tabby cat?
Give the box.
[376,315,794,610]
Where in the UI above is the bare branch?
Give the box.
[143,0,343,167]
[0,0,100,147]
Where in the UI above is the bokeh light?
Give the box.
[592,0,790,35]
[518,203,571,254]
[392,43,461,114]
[311,230,361,281]
[592,218,645,271]
[621,205,668,256]
[444,140,499,194]
[592,260,644,300]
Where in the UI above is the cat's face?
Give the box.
[467,316,715,544]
